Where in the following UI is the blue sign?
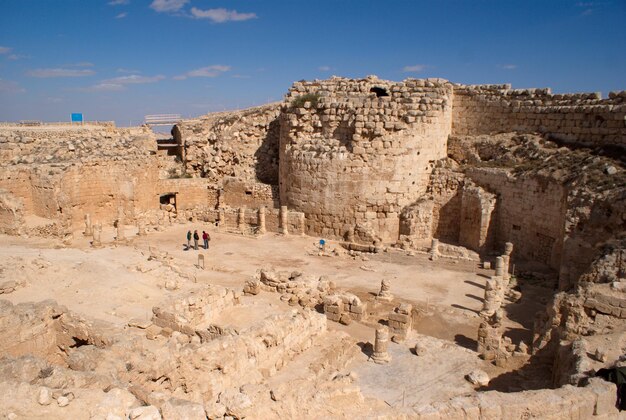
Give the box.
[71,113,83,123]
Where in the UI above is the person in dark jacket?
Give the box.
[186,230,192,249]
[193,230,199,250]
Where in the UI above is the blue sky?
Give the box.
[0,0,624,126]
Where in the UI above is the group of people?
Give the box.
[186,229,210,250]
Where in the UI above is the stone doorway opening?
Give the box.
[159,193,177,211]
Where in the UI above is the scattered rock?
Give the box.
[129,405,162,420]
[466,369,490,386]
[593,348,608,363]
[37,387,52,406]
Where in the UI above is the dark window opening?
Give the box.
[512,224,521,231]
[245,191,253,196]
[159,193,177,210]
[370,87,389,97]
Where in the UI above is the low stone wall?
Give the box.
[151,286,240,339]
[413,377,619,418]
[452,85,626,149]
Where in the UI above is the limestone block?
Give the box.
[129,406,162,420]
[465,370,490,386]
[161,398,206,420]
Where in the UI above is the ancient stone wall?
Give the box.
[458,181,497,252]
[157,178,214,211]
[280,76,452,242]
[174,103,281,184]
[427,164,465,244]
[0,190,24,234]
[466,168,567,269]
[221,177,278,209]
[0,125,160,231]
[412,377,619,419]
[452,85,626,148]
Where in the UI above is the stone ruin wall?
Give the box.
[452,85,626,149]
[0,125,161,233]
[170,77,625,253]
[174,103,281,185]
[464,168,568,269]
[279,76,452,242]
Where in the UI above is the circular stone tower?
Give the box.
[279,76,453,243]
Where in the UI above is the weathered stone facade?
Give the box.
[279,76,453,242]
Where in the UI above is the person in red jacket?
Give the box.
[202,231,210,249]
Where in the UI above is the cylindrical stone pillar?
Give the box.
[238,207,246,232]
[92,223,102,247]
[217,189,224,208]
[137,219,146,236]
[257,207,266,234]
[298,213,305,236]
[495,256,504,277]
[429,238,439,261]
[280,206,289,235]
[371,327,391,364]
[116,219,125,241]
[502,255,511,282]
[218,208,226,230]
[83,213,92,236]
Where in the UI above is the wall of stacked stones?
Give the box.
[218,206,301,234]
[221,177,278,209]
[61,161,160,228]
[0,126,160,230]
[158,178,215,210]
[174,103,281,184]
[466,168,567,269]
[411,377,619,419]
[452,85,626,148]
[427,166,465,243]
[0,190,24,234]
[279,77,453,242]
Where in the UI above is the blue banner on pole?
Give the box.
[71,113,83,123]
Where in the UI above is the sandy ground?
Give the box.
[0,223,532,338]
[0,223,547,405]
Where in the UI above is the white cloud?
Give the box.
[116,12,128,19]
[0,46,11,54]
[190,7,257,23]
[108,0,129,5]
[232,74,250,79]
[402,64,428,73]
[116,68,140,74]
[174,65,231,80]
[73,61,94,67]
[150,0,188,13]
[82,73,164,92]
[318,66,331,72]
[0,79,25,93]
[7,54,28,61]
[27,68,95,78]
[82,82,125,92]
[102,74,165,84]
[500,64,517,70]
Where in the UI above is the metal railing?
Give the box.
[144,114,182,126]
